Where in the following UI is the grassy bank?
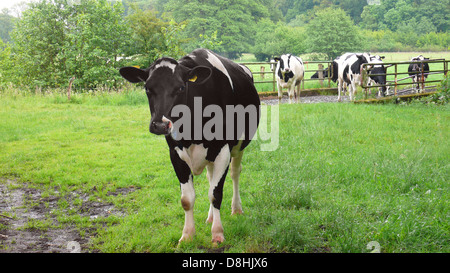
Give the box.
[0,91,448,252]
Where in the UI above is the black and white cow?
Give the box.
[336,52,371,101]
[270,58,276,72]
[274,54,305,103]
[408,55,430,93]
[367,55,389,97]
[119,49,260,244]
[310,66,329,80]
[310,62,338,82]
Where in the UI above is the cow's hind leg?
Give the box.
[230,150,243,215]
[207,145,231,243]
[206,163,214,224]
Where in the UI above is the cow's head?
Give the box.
[274,55,293,73]
[368,55,388,95]
[412,55,425,62]
[119,58,212,136]
[369,65,387,95]
[274,54,295,85]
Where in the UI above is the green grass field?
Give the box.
[238,52,450,93]
[1,90,448,253]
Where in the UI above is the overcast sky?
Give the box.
[0,0,34,11]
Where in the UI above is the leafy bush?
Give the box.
[428,75,450,104]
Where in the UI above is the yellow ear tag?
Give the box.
[188,75,197,82]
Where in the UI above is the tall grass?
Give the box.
[1,85,148,106]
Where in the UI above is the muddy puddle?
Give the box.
[0,179,135,253]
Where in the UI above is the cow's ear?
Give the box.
[274,57,280,62]
[119,67,149,83]
[187,66,212,85]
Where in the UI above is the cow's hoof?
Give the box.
[231,208,243,215]
[179,229,195,244]
[178,236,194,247]
[212,234,225,244]
[179,235,193,243]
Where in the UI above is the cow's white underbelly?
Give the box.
[175,140,243,176]
[175,144,209,175]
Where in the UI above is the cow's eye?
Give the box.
[177,86,185,94]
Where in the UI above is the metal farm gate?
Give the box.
[239,58,448,100]
[360,59,449,101]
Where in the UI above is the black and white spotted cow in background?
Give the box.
[408,55,430,93]
[336,52,371,101]
[274,54,305,104]
[367,55,389,97]
[311,61,339,84]
[119,49,260,244]
[270,58,276,72]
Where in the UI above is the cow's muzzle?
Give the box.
[150,116,173,135]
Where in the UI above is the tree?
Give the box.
[11,0,71,88]
[383,0,415,32]
[360,0,448,33]
[0,10,16,44]
[63,0,129,89]
[124,6,168,65]
[306,7,362,59]
[252,19,306,61]
[124,5,195,67]
[0,38,13,85]
[11,0,129,89]
[164,0,273,58]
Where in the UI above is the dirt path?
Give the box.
[261,88,435,105]
[0,179,134,253]
[261,95,350,105]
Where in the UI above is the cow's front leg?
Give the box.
[277,83,283,103]
[207,145,231,243]
[180,174,195,242]
[337,80,342,102]
[288,86,294,104]
[349,81,356,101]
[170,148,195,243]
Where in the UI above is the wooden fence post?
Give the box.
[68,76,75,101]
[394,64,398,96]
[318,63,324,87]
